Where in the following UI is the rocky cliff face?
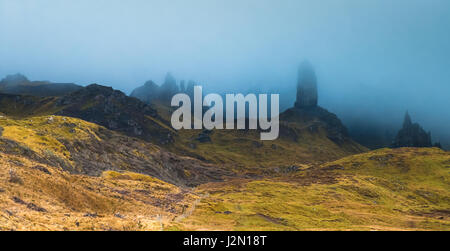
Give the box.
[392,112,433,148]
[55,84,174,144]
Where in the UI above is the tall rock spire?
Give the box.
[159,72,179,103]
[403,111,412,128]
[295,61,318,108]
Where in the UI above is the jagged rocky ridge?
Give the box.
[130,72,197,104]
[55,84,175,144]
[0,83,175,144]
[392,111,436,148]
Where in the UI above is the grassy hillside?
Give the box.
[0,115,233,187]
[0,94,60,117]
[0,105,447,231]
[0,152,199,230]
[153,102,367,173]
[173,148,450,230]
[1,88,367,173]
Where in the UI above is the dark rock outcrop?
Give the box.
[295,61,318,108]
[392,112,432,148]
[55,84,174,143]
[159,73,179,103]
[0,73,81,97]
[195,130,212,143]
[129,80,160,104]
[283,61,350,144]
[130,73,198,105]
[280,106,349,144]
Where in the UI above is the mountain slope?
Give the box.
[0,112,448,230]
[0,152,200,230]
[0,84,176,144]
[0,93,60,117]
[154,102,367,172]
[0,83,367,171]
[55,84,175,144]
[0,115,233,187]
[174,147,450,230]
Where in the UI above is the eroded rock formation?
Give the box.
[159,73,179,102]
[129,80,160,104]
[295,61,318,108]
[285,61,351,144]
[130,73,196,104]
[392,111,432,148]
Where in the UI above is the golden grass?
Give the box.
[0,153,199,231]
[0,114,448,231]
[152,101,367,171]
[173,148,450,231]
[166,127,365,175]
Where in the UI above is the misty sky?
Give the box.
[1,0,449,147]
